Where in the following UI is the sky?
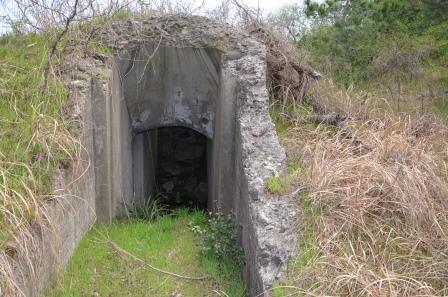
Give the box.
[0,0,304,33]
[206,0,301,12]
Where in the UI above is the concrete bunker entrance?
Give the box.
[89,17,296,294]
[7,16,298,297]
[102,44,232,218]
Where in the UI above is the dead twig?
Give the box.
[107,240,209,281]
[42,0,80,89]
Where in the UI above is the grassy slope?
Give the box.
[0,33,72,245]
[44,209,246,297]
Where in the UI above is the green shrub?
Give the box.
[300,0,447,88]
[191,212,245,267]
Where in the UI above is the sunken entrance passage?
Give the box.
[155,126,208,210]
[116,45,224,216]
[90,16,295,296]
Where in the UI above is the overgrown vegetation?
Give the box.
[44,209,246,297]
[302,0,448,92]
[0,33,75,245]
[263,1,448,296]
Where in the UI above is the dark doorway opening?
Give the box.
[155,126,208,210]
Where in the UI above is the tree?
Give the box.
[267,4,308,41]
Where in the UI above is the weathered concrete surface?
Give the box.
[227,39,299,294]
[117,46,220,138]
[133,130,157,203]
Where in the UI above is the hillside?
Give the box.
[268,0,448,295]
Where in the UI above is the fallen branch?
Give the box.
[306,113,347,126]
[281,112,373,154]
[281,112,347,126]
[107,240,209,281]
[290,60,322,80]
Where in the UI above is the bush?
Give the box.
[191,212,244,267]
[300,0,446,89]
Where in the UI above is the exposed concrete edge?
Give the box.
[227,38,299,296]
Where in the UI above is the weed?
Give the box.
[267,175,291,194]
[191,212,245,268]
[0,33,76,241]
[0,31,78,295]
[128,194,169,222]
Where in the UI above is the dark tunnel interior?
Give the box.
[154,126,208,210]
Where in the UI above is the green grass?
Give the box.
[267,175,291,194]
[43,209,246,297]
[0,32,73,245]
[267,103,313,195]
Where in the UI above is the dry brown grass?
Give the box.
[264,28,448,291]
[310,78,387,120]
[310,77,447,120]
[275,90,448,296]
[0,116,81,297]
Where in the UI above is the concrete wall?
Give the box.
[117,45,220,138]
[211,70,238,214]
[132,130,157,203]
[224,42,299,296]
[92,76,112,222]
[91,61,134,221]
[109,62,134,216]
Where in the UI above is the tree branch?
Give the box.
[42,0,79,89]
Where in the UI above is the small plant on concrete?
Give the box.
[191,212,245,267]
[267,175,291,193]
